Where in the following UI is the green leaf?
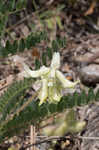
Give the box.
[19,39,25,52]
[57,37,66,48]
[12,40,18,52]
[87,88,95,103]
[25,34,33,49]
[52,40,59,52]
[57,96,67,112]
[5,40,12,51]
[39,31,48,41]
[0,2,6,14]
[42,52,46,65]
[16,0,27,9]
[48,103,57,113]
[0,15,8,36]
[46,18,54,29]
[95,89,99,101]
[8,0,16,11]
[35,59,41,69]
[56,16,63,30]
[80,90,87,105]
[46,47,52,60]
[73,92,79,106]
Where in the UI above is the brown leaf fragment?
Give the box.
[84,0,97,16]
[31,47,40,59]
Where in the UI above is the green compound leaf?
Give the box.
[0,78,34,121]
[0,85,99,143]
[0,31,49,58]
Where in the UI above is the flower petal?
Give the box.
[50,68,56,78]
[23,63,50,78]
[56,70,79,88]
[38,79,48,105]
[51,52,60,69]
[48,85,62,103]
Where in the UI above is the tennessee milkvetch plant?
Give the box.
[23,52,79,105]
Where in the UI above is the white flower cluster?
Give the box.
[23,52,79,105]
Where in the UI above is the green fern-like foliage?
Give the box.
[0,78,98,143]
[0,31,48,57]
[0,0,98,145]
[0,0,27,39]
[0,29,98,143]
[0,31,66,58]
[0,78,34,141]
[0,78,34,121]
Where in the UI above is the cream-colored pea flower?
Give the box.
[23,52,79,105]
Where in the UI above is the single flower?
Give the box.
[23,52,79,105]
